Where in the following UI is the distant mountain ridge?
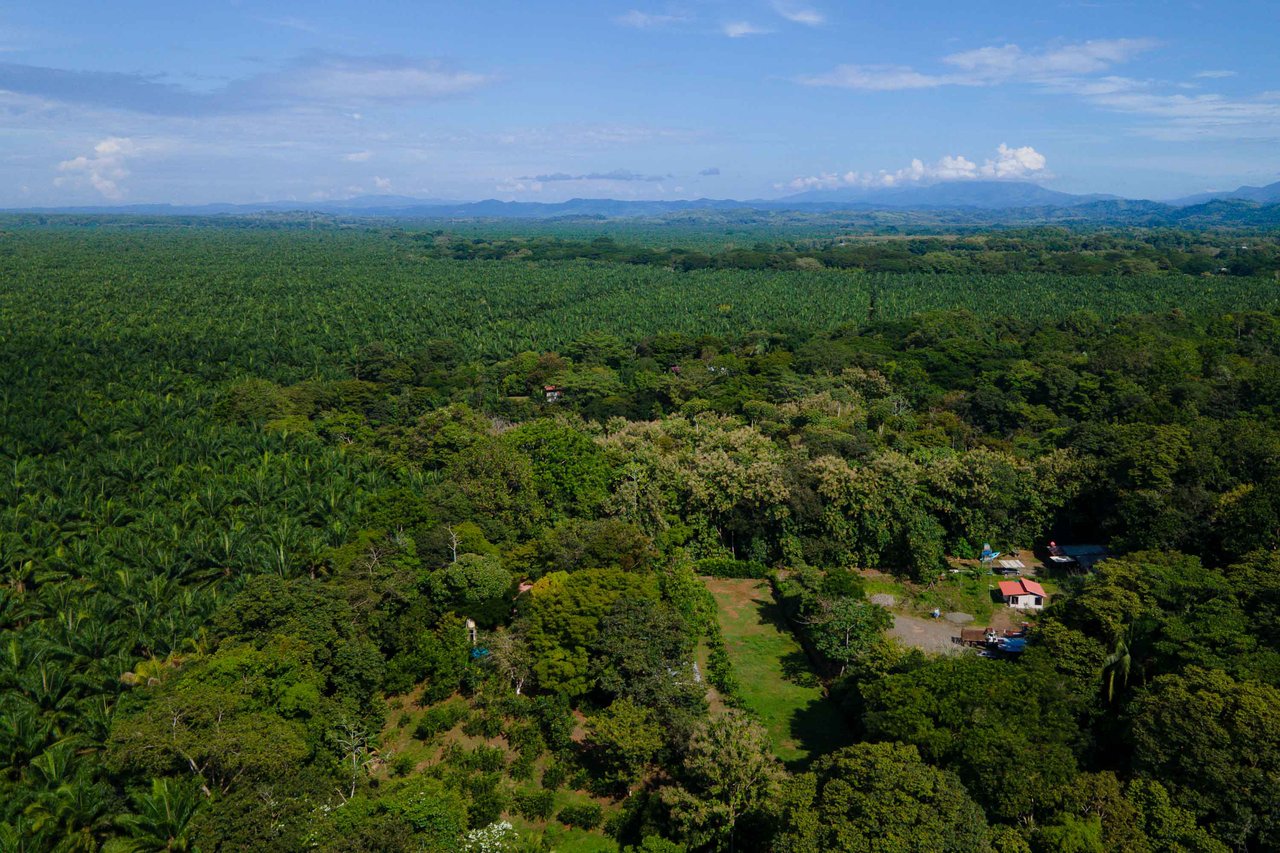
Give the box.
[779,180,1116,209]
[7,180,1280,226]
[1169,180,1280,207]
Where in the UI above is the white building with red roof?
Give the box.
[998,579,1046,610]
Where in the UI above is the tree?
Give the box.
[804,598,892,675]
[521,569,658,698]
[861,656,1083,822]
[1129,667,1280,849]
[486,627,533,696]
[774,742,990,853]
[584,699,664,792]
[660,711,784,852]
[592,598,705,739]
[1124,778,1229,853]
[425,553,513,626]
[106,644,316,797]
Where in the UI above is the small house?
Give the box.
[998,579,1046,610]
[543,385,563,403]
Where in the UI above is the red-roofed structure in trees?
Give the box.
[999,579,1046,610]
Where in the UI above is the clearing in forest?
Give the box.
[703,577,852,766]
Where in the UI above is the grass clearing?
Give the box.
[862,569,997,624]
[703,577,851,767]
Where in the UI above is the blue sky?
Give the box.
[1,1,1278,205]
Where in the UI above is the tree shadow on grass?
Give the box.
[785,696,854,772]
[780,650,822,688]
[745,588,854,769]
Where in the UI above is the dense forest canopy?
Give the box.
[3,221,1280,851]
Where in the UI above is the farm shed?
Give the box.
[1048,542,1108,572]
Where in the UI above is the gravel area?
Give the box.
[869,593,897,607]
[944,611,974,624]
[888,613,963,655]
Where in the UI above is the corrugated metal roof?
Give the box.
[998,580,1025,597]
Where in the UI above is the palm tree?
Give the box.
[116,778,201,852]
[1101,619,1153,705]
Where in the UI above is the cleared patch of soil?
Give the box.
[887,612,963,656]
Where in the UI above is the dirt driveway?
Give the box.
[888,612,963,655]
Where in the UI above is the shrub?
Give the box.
[463,745,507,773]
[515,788,556,821]
[414,700,469,741]
[557,803,603,829]
[705,624,741,701]
[541,761,567,791]
[468,775,509,829]
[532,694,575,752]
[510,752,536,781]
[507,722,545,760]
[463,708,504,739]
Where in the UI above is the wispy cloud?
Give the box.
[616,9,690,29]
[699,166,721,176]
[0,52,492,116]
[519,168,671,183]
[795,38,1278,139]
[249,54,491,105]
[799,38,1157,90]
[782,143,1050,191]
[344,150,372,162]
[255,16,321,34]
[800,65,949,91]
[771,1,824,26]
[722,21,771,38]
[1079,79,1280,140]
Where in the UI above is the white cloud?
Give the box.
[519,168,670,183]
[798,38,1156,90]
[782,143,1050,191]
[256,56,490,103]
[373,176,391,190]
[722,21,771,38]
[54,136,143,199]
[800,64,948,91]
[345,150,372,162]
[771,1,824,26]
[616,10,689,29]
[943,39,1156,78]
[791,37,1279,139]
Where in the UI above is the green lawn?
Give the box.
[703,577,852,767]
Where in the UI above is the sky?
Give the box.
[1,1,1278,205]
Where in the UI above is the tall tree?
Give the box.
[660,711,784,853]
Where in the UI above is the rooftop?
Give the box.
[999,579,1046,598]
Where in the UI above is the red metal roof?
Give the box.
[999,579,1047,599]
[998,580,1025,597]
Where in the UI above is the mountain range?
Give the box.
[8,179,1280,222]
